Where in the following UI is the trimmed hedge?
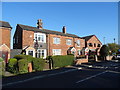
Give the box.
[51,55,74,68]
[18,59,28,74]
[32,58,45,71]
[7,58,18,73]
[14,55,33,63]
[0,57,5,76]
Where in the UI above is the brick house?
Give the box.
[13,19,85,58]
[82,35,102,56]
[0,21,12,63]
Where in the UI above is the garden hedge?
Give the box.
[32,58,45,71]
[18,59,28,74]
[0,57,5,76]
[51,55,74,68]
[14,55,33,63]
[7,58,18,74]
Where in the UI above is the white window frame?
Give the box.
[37,49,46,59]
[26,50,35,57]
[76,40,80,47]
[52,49,61,55]
[53,37,60,44]
[66,39,72,45]
[34,33,46,43]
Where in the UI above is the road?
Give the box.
[2,60,120,88]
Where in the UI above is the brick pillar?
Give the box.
[28,63,32,72]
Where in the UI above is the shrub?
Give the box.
[7,58,18,74]
[18,59,28,74]
[51,55,74,68]
[14,55,33,63]
[32,58,45,71]
[100,45,109,60]
[0,57,5,76]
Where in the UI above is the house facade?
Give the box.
[0,21,12,63]
[13,19,85,58]
[82,35,102,56]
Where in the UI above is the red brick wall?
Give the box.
[0,27,11,48]
[22,30,34,48]
[86,35,102,50]
[48,34,85,56]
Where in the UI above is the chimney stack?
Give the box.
[37,19,43,29]
[62,26,66,34]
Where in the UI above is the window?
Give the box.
[13,38,15,44]
[76,40,80,47]
[97,44,101,47]
[88,43,93,47]
[28,50,33,56]
[66,39,72,45]
[34,33,46,43]
[37,49,46,58]
[94,43,96,47]
[52,49,61,55]
[53,37,60,44]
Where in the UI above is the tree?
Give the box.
[107,43,120,55]
[100,45,109,60]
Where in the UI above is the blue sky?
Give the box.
[2,2,118,49]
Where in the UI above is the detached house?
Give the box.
[82,35,102,56]
[0,21,12,63]
[13,19,85,58]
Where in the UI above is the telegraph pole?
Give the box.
[114,38,115,44]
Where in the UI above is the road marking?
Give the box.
[76,71,107,84]
[3,69,77,87]
[107,70,120,74]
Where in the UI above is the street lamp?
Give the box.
[114,38,115,44]
[34,37,39,58]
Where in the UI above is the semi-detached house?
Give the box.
[13,19,85,58]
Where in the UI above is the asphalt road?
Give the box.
[2,60,120,88]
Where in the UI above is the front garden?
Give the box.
[1,54,74,76]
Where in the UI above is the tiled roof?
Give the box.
[81,35,95,41]
[0,21,12,29]
[17,24,81,38]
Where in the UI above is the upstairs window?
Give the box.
[76,40,80,47]
[97,44,101,47]
[94,43,96,47]
[88,43,93,47]
[66,39,72,45]
[53,37,60,44]
[34,33,46,43]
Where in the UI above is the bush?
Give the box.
[7,58,18,74]
[14,55,33,63]
[18,59,28,74]
[51,55,74,68]
[0,57,5,76]
[32,58,45,71]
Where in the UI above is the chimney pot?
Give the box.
[37,19,43,29]
[62,26,66,34]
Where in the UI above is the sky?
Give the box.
[1,2,118,49]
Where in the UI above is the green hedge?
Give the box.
[32,58,45,71]
[0,57,5,76]
[14,55,33,63]
[18,59,28,74]
[7,58,18,74]
[52,55,74,68]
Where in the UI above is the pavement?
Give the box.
[2,60,120,88]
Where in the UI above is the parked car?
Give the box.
[116,54,120,60]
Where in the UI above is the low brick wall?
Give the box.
[106,56,113,60]
[75,58,88,65]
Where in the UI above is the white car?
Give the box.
[116,54,120,60]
